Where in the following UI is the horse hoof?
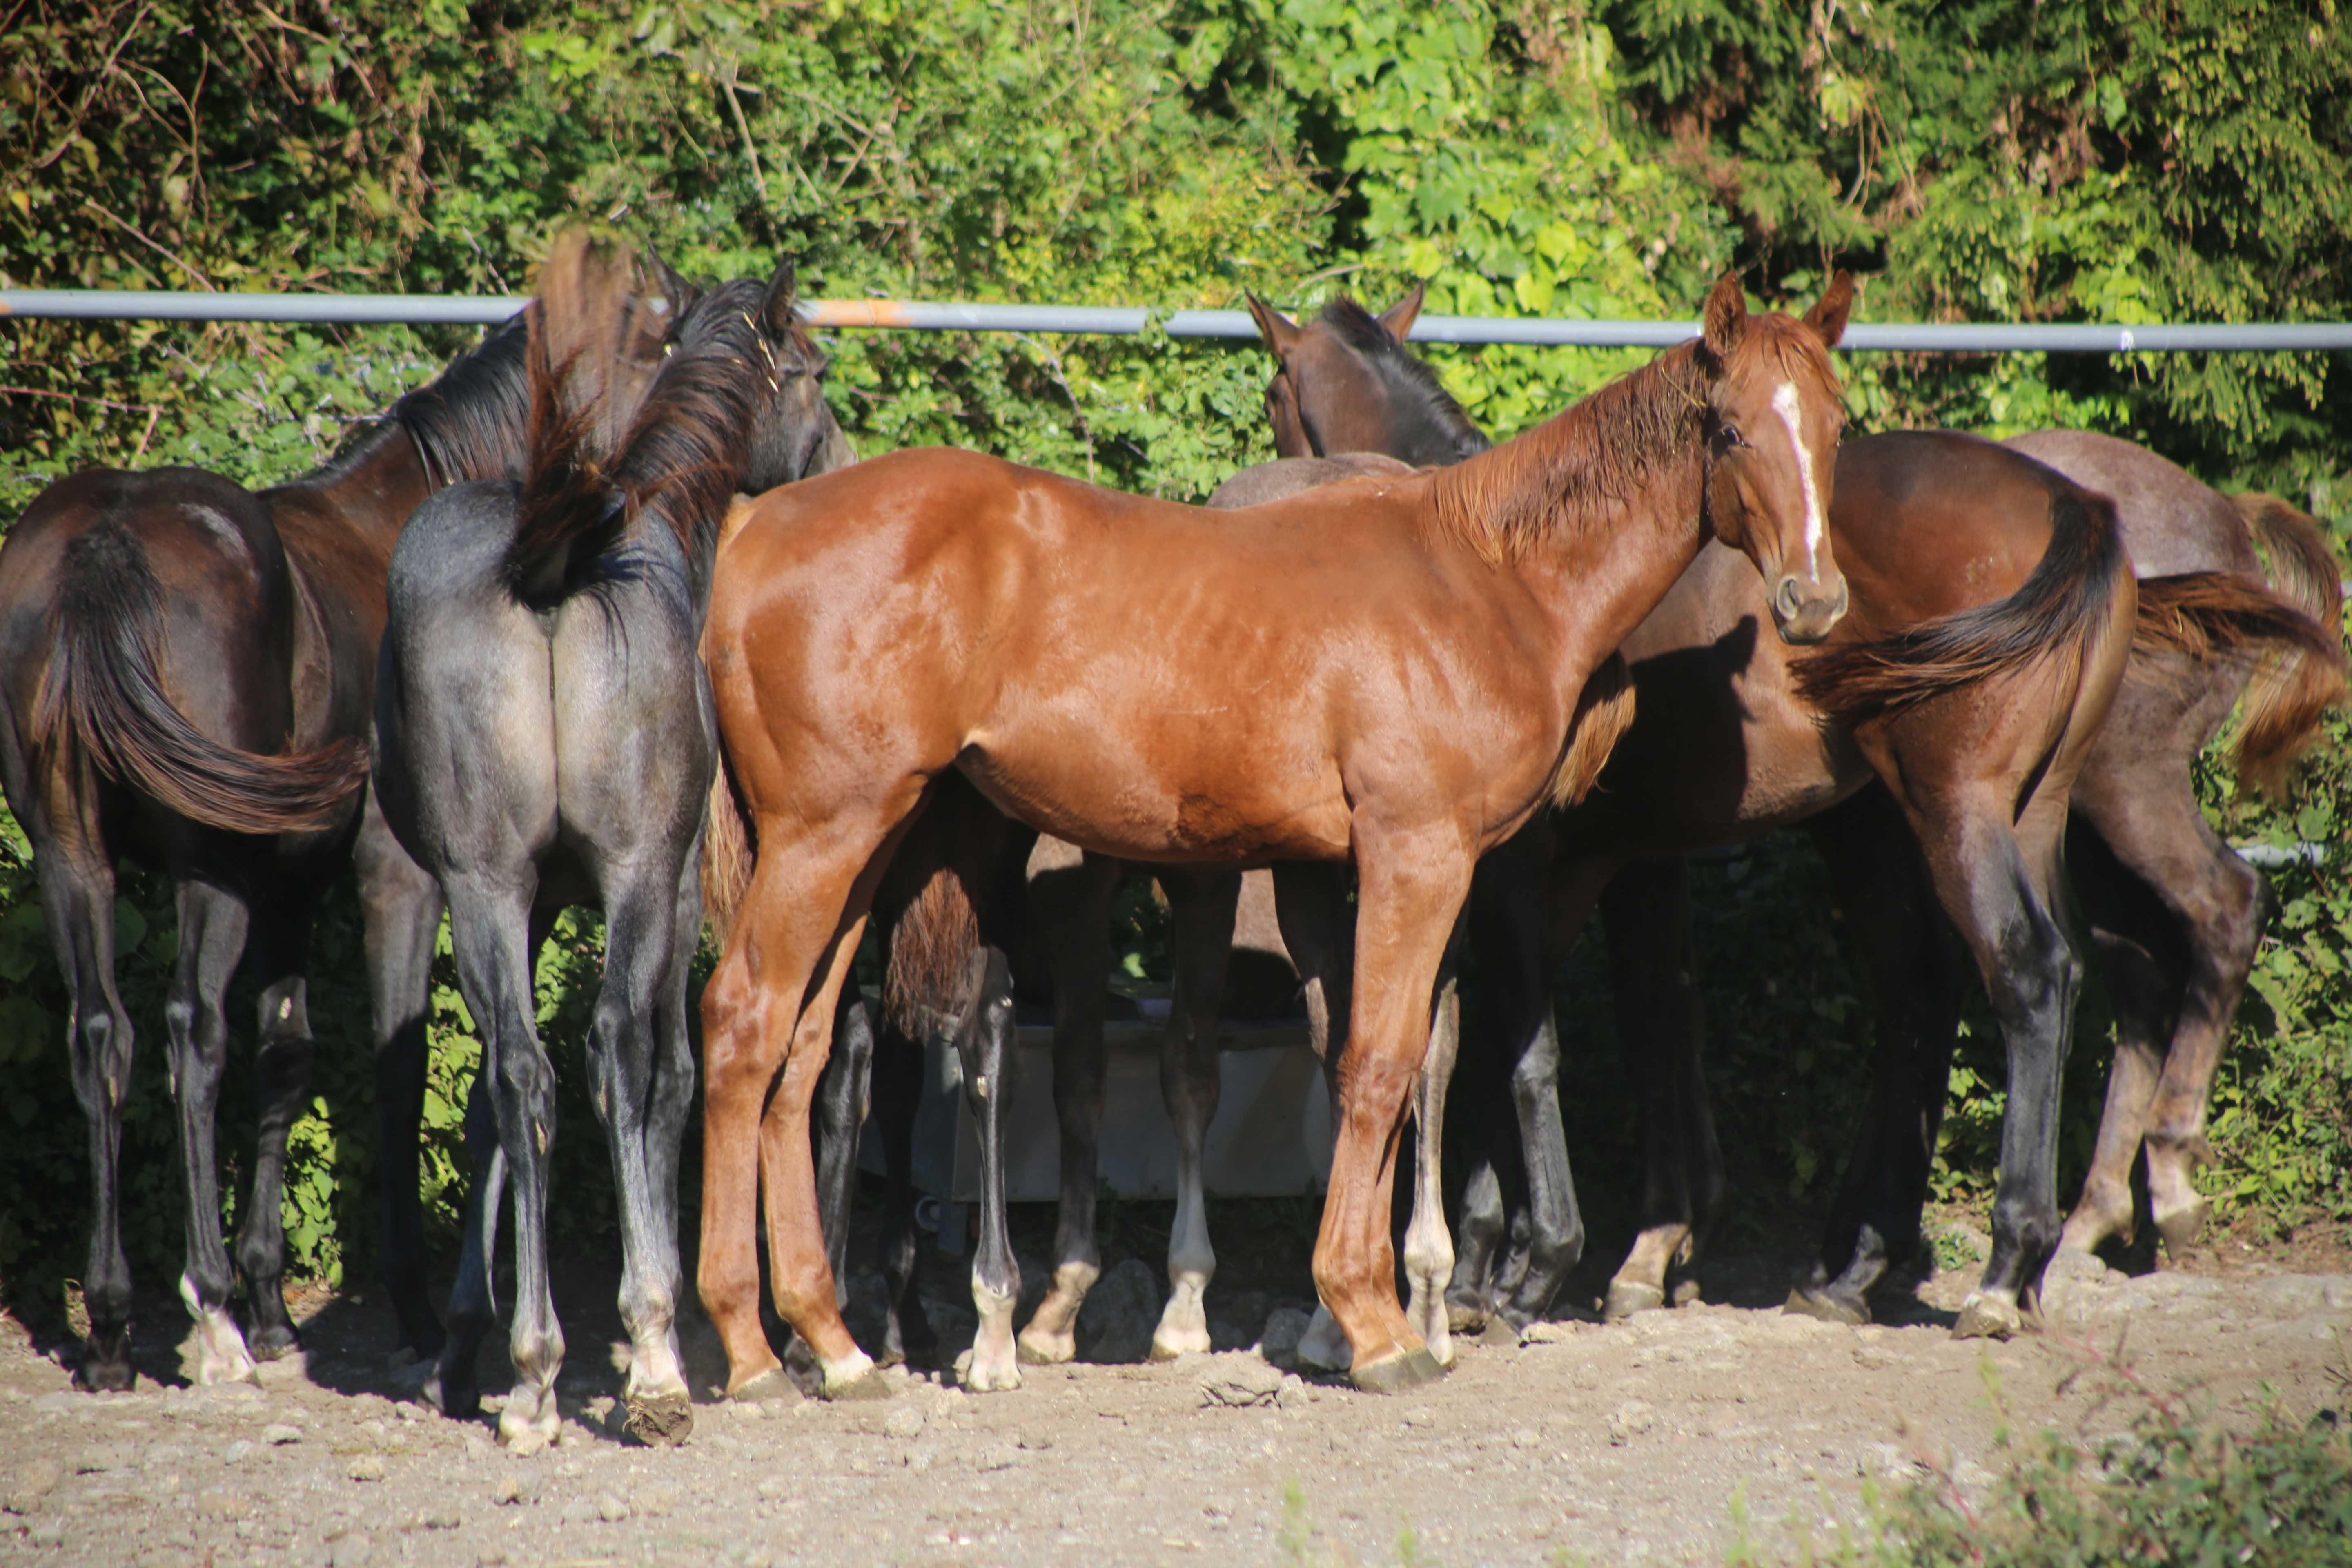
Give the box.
[75,1360,135,1395]
[422,1374,481,1421]
[248,1324,302,1362]
[1953,1292,2024,1341]
[1149,1326,1212,1362]
[1016,1329,1075,1366]
[2153,1198,2209,1259]
[1601,1281,1665,1322]
[1782,1286,1869,1326]
[1445,1300,1489,1337]
[730,1368,796,1405]
[824,1369,895,1401]
[624,1392,694,1448]
[1350,1348,1447,1394]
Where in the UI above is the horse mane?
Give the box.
[605,276,784,571]
[388,315,535,485]
[1430,341,1710,565]
[1317,294,1490,460]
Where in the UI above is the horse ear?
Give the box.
[1699,273,1748,368]
[761,258,799,334]
[1803,269,1855,349]
[653,251,697,322]
[1376,279,1426,343]
[1245,292,1301,361]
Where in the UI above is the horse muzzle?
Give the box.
[1770,573,1849,646]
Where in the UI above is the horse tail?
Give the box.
[1549,651,1637,809]
[878,779,1009,1040]
[503,232,679,599]
[29,524,365,834]
[2130,496,2347,796]
[1792,483,2128,727]
[700,753,756,951]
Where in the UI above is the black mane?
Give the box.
[388,316,535,486]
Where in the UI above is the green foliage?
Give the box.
[1806,1350,2352,1568]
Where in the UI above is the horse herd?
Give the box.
[0,235,2341,1453]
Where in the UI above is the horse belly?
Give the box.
[952,722,1352,867]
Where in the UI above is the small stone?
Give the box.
[195,1488,249,1520]
[884,1405,926,1439]
[223,1441,254,1466]
[634,1486,678,1518]
[1016,1430,1055,1451]
[419,1509,462,1530]
[5,1457,64,1513]
[347,1455,388,1483]
[490,1474,527,1506]
[1608,1400,1655,1445]
[1198,1354,1285,1408]
[1257,1308,1312,1368]
[74,1443,133,1474]
[261,1424,302,1446]
[1510,1428,1542,1450]
[597,1492,631,1524]
[327,1533,372,1568]
[27,1519,65,1548]
[729,1399,767,1421]
[975,1443,1022,1472]
[1523,1321,1576,1345]
[1401,1407,1437,1429]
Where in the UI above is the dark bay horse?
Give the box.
[697,273,1856,1397]
[370,236,847,1448]
[0,313,533,1391]
[1247,290,2338,1348]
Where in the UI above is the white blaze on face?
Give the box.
[1771,381,1826,585]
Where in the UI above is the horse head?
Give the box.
[1691,271,1854,645]
[742,260,855,492]
[1245,283,1486,469]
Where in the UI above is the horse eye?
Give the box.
[1719,424,1749,450]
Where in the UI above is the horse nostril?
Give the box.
[1773,575,1805,625]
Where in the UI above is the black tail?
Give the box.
[31,526,366,834]
[1794,483,2129,726]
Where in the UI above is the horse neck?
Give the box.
[268,422,437,549]
[1433,350,1712,662]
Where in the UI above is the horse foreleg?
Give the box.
[1401,956,1463,1366]
[1599,858,1713,1322]
[162,877,258,1387]
[1313,830,1469,1393]
[357,803,448,1362]
[954,948,1024,1390]
[793,992,875,1390]
[866,1007,938,1373]
[1015,840,1120,1365]
[423,1062,503,1421]
[1272,861,1357,1374]
[1787,786,1962,1324]
[1152,868,1240,1360]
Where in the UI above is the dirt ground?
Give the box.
[2,1209,2345,1568]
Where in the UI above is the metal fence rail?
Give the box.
[6,289,2350,352]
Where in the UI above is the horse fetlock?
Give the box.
[497,1380,562,1452]
[1150,1273,1214,1361]
[1015,1264,1095,1365]
[1295,1305,1350,1372]
[624,1331,688,1405]
[179,1277,260,1386]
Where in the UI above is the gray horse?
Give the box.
[370,236,849,1448]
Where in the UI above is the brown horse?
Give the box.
[697,274,1856,1396]
[1246,289,2338,1347]
[0,312,533,1391]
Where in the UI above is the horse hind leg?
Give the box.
[2065,776,2266,1260]
[162,876,261,1386]
[789,991,877,1392]
[1271,862,1357,1376]
[1152,869,1241,1361]
[955,948,1024,1391]
[868,1007,939,1374]
[1598,859,1705,1323]
[35,826,140,1392]
[1401,961,1463,1366]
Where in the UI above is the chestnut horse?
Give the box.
[0,313,532,1391]
[697,273,1854,1397]
[372,237,846,1447]
[1247,289,2336,1346]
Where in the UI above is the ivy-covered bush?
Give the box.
[2,0,2348,1318]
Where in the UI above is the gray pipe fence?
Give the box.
[6,288,2351,352]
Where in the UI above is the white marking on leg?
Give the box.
[1154,1164,1216,1360]
[1771,381,1826,584]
